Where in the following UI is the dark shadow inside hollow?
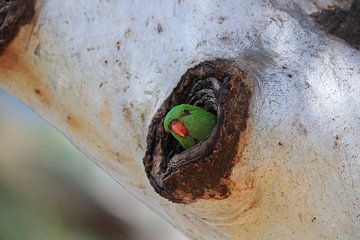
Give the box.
[312,0,360,50]
[143,60,251,203]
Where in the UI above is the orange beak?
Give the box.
[170,120,189,137]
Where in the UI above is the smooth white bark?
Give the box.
[0,0,359,239]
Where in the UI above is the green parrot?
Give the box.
[163,104,217,149]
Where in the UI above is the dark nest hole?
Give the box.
[312,0,360,50]
[143,60,252,203]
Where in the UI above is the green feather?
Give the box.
[163,104,217,149]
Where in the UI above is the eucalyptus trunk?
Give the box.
[1,0,359,239]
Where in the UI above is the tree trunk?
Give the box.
[1,0,359,239]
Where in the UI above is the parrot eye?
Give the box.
[182,109,191,116]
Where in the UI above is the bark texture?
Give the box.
[0,0,359,239]
[0,0,34,53]
[144,60,251,203]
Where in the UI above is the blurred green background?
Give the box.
[0,87,188,240]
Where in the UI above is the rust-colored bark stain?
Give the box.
[122,106,132,124]
[0,43,53,106]
[0,0,35,53]
[144,60,252,203]
[66,114,83,134]
[0,2,134,174]
[312,1,360,49]
[99,100,111,125]
[0,0,50,106]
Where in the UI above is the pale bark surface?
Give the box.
[0,0,359,239]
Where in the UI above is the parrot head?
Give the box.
[163,104,217,149]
